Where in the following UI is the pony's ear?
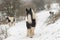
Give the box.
[26,8,28,12]
[49,11,51,14]
[30,8,31,11]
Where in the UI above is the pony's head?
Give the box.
[49,11,54,15]
[26,8,33,23]
[26,8,35,19]
[26,8,32,15]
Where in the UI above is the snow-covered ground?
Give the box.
[0,3,59,40]
[0,10,59,40]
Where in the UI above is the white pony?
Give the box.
[6,16,15,27]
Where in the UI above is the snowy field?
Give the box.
[0,10,59,40]
[0,3,60,40]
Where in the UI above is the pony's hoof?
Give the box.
[30,36,33,38]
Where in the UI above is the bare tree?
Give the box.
[2,0,21,17]
[33,0,45,11]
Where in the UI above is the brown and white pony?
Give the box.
[6,16,15,27]
[26,8,36,38]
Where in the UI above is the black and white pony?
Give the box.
[6,16,15,26]
[26,8,36,38]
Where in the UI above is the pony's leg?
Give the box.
[27,29,31,37]
[11,22,15,26]
[13,22,15,26]
[8,22,11,27]
[10,22,13,26]
[29,27,35,38]
[27,28,33,38]
[29,28,32,38]
[8,22,13,27]
[31,27,35,37]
